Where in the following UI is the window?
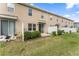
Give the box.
[28,8,32,16]
[28,24,32,31]
[57,19,58,22]
[7,3,15,13]
[62,20,63,22]
[1,20,15,36]
[33,24,36,31]
[8,7,14,13]
[28,24,36,31]
[41,15,44,19]
[50,18,52,20]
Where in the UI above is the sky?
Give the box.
[31,3,79,22]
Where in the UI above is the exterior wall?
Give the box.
[0,4,8,14]
[0,3,74,34]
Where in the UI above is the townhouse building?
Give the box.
[0,3,74,36]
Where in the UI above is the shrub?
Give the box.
[24,31,41,41]
[77,28,79,32]
[24,32,31,40]
[61,30,65,34]
[52,31,56,36]
[31,31,41,39]
[57,30,63,35]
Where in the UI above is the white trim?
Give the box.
[7,3,15,8]
[28,23,36,32]
[32,24,33,32]
[0,14,17,19]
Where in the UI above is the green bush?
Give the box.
[77,28,79,32]
[61,30,65,34]
[57,30,63,35]
[24,31,41,41]
[24,32,31,40]
[52,31,57,36]
[31,31,41,39]
[51,30,64,36]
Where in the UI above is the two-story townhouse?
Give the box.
[0,3,74,36]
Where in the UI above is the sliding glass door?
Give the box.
[1,20,8,35]
[1,19,15,36]
[9,20,15,36]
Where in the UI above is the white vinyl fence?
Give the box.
[48,26,77,34]
[60,28,77,33]
[48,26,57,33]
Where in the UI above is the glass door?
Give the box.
[8,20,15,36]
[1,20,15,36]
[1,20,8,35]
[39,23,44,33]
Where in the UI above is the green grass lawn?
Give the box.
[0,33,79,56]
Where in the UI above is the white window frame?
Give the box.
[28,8,32,16]
[28,23,36,32]
[28,23,32,31]
[7,3,15,14]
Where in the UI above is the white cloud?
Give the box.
[76,11,79,14]
[64,13,79,22]
[65,3,79,9]
[71,17,79,22]
[66,3,75,9]
[64,15,70,17]
[30,3,34,6]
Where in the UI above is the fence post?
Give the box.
[22,22,24,41]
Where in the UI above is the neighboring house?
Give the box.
[74,22,79,29]
[0,3,74,36]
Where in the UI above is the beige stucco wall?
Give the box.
[0,3,74,34]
